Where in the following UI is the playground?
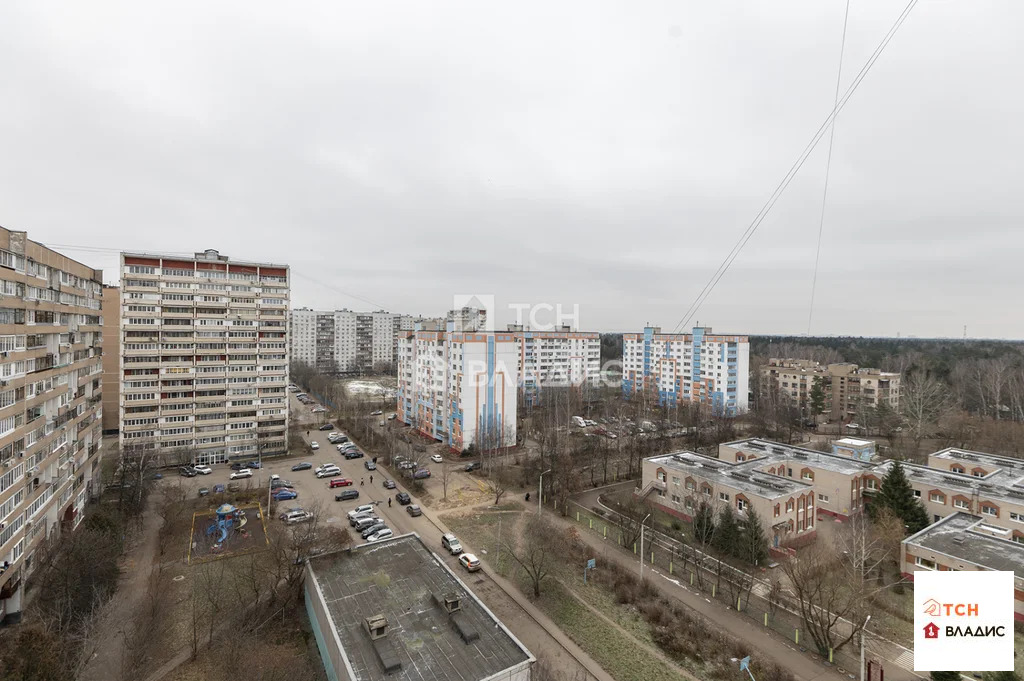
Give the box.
[188,502,270,564]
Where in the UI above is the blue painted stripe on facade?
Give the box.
[305,588,339,681]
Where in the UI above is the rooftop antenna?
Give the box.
[963,325,967,342]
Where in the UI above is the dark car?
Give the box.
[360,522,387,539]
[335,489,360,502]
[406,504,422,517]
[179,466,197,477]
[227,481,240,493]
[413,469,431,480]
[198,487,210,497]
[465,461,482,472]
[318,423,334,431]
[271,480,294,489]
[291,462,313,471]
[364,461,376,471]
[245,461,262,469]
[344,450,364,459]
[230,462,246,471]
[396,492,411,505]
[213,484,226,493]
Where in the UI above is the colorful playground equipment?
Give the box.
[205,503,249,549]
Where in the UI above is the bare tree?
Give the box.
[901,372,954,455]
[440,463,454,500]
[504,515,559,598]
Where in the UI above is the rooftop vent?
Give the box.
[432,591,462,615]
[364,614,389,640]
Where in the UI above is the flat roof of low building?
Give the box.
[722,439,879,476]
[835,438,873,448]
[904,512,1024,582]
[647,451,810,499]
[307,533,532,681]
[876,460,1024,508]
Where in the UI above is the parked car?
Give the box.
[227,482,240,492]
[398,460,415,470]
[406,504,422,517]
[379,420,386,427]
[350,513,377,528]
[318,423,334,431]
[316,467,342,479]
[198,487,210,496]
[230,469,253,480]
[213,484,226,493]
[395,492,411,505]
[335,489,360,501]
[430,454,443,464]
[371,410,383,416]
[347,505,375,520]
[280,509,313,523]
[459,553,482,572]
[271,479,294,489]
[361,522,388,539]
[291,462,313,472]
[464,461,481,472]
[245,461,262,469]
[366,528,393,543]
[441,533,462,554]
[413,469,431,480]
[387,413,397,420]
[329,478,353,488]
[354,516,382,532]
[230,462,246,470]
[311,407,326,413]
[273,489,298,501]
[364,461,376,471]
[344,450,364,460]
[310,441,320,450]
[179,466,197,477]
[194,465,213,475]
[382,479,396,489]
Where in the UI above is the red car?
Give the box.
[329,478,353,488]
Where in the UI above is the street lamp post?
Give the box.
[639,512,651,580]
[538,468,552,515]
[860,614,872,681]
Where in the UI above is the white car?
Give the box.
[310,441,320,450]
[315,466,341,479]
[366,528,394,543]
[430,454,443,464]
[229,469,252,480]
[193,465,213,475]
[347,505,375,520]
[311,406,326,413]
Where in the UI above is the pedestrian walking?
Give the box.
[388,498,392,508]
[369,475,373,484]
[360,478,364,486]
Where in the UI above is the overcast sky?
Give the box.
[2,1,1021,338]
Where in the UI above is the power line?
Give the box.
[671,0,920,335]
[41,242,390,311]
[807,0,852,336]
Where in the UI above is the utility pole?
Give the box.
[538,469,551,515]
[860,614,872,681]
[639,512,651,580]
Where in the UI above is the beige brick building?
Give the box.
[759,359,901,422]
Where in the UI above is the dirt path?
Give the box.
[79,491,164,681]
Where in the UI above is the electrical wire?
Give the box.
[671,0,919,334]
[807,0,852,335]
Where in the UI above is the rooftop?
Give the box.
[875,459,1024,508]
[121,249,288,269]
[721,438,879,476]
[904,512,1024,582]
[648,450,810,499]
[307,533,532,681]
[835,438,873,448]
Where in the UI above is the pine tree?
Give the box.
[739,507,770,565]
[693,501,716,548]
[809,376,827,417]
[929,672,960,681]
[713,504,740,557]
[870,459,931,533]
[982,671,1021,681]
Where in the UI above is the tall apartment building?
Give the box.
[289,308,401,374]
[1,227,105,625]
[397,326,518,451]
[118,249,289,465]
[506,325,601,404]
[759,358,901,421]
[622,326,749,416]
[101,285,120,433]
[447,306,487,332]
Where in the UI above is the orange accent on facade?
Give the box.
[124,256,160,266]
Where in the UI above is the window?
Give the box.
[981,505,998,517]
[953,498,970,510]
[915,557,936,570]
[773,504,780,518]
[656,470,666,483]
[1010,512,1023,524]
[914,490,922,498]
[801,471,814,481]
[818,493,830,503]
[701,485,711,497]
[719,492,730,502]
[685,479,695,491]
[865,478,877,490]
[951,465,965,474]
[785,500,794,513]
[929,492,945,504]
[736,498,747,512]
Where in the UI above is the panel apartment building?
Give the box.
[397,325,518,451]
[1,227,105,625]
[622,326,749,416]
[118,249,289,465]
[290,309,399,375]
[506,325,601,404]
[759,358,901,422]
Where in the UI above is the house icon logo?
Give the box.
[923,622,940,639]
[922,598,942,616]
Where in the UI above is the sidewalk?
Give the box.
[526,496,853,681]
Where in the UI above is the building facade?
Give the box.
[507,325,601,404]
[447,306,487,332]
[622,326,749,416]
[397,326,518,451]
[101,285,120,433]
[118,249,289,465]
[759,358,901,422]
[1,227,105,624]
[289,309,403,375]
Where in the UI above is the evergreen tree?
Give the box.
[693,501,716,547]
[713,504,740,557]
[739,507,770,565]
[982,671,1021,681]
[930,672,961,681]
[809,377,827,417]
[870,459,931,533]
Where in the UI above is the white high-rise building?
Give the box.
[506,325,601,404]
[118,249,290,464]
[397,326,518,451]
[622,326,749,416]
[447,307,487,332]
[289,309,402,374]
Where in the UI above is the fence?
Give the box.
[560,497,873,676]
